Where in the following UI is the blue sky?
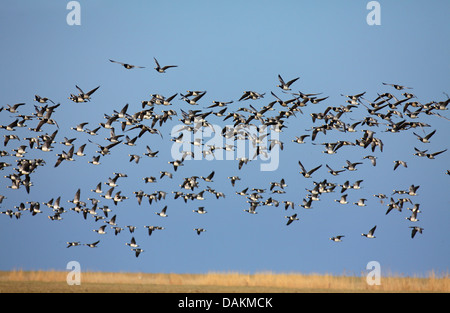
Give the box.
[0,1,449,277]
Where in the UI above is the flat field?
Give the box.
[0,270,448,293]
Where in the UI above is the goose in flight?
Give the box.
[335,194,348,204]
[343,160,362,171]
[393,160,407,171]
[126,237,139,248]
[131,248,144,258]
[84,240,100,248]
[193,206,207,214]
[425,149,447,159]
[93,225,107,234]
[326,164,345,176]
[330,235,344,242]
[194,228,206,235]
[413,130,436,143]
[382,82,412,90]
[353,198,367,207]
[153,57,177,73]
[155,205,168,217]
[298,160,322,178]
[109,59,145,69]
[292,135,309,144]
[34,95,54,104]
[228,176,240,187]
[66,241,81,248]
[361,225,377,238]
[409,226,424,239]
[4,103,25,113]
[75,85,100,101]
[406,210,419,222]
[285,213,299,225]
[277,74,300,91]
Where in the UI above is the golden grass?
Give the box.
[0,270,448,293]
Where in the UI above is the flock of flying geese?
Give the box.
[0,57,449,258]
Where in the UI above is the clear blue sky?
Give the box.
[0,0,449,277]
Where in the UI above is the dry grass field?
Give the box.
[0,270,448,293]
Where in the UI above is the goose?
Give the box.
[126,237,139,248]
[238,90,265,101]
[133,190,145,205]
[75,85,100,101]
[68,188,84,206]
[90,140,122,156]
[330,235,344,242]
[105,214,117,226]
[160,171,173,179]
[353,198,367,207]
[114,103,129,118]
[109,59,145,69]
[326,164,345,176]
[343,160,362,171]
[363,155,377,166]
[168,158,185,171]
[406,210,419,222]
[155,205,168,217]
[194,228,206,235]
[236,187,249,196]
[113,191,127,205]
[208,100,233,108]
[153,57,177,73]
[143,176,157,183]
[93,225,107,234]
[112,226,123,236]
[382,82,412,90]
[292,135,310,144]
[4,103,25,113]
[361,225,377,238]
[128,154,141,164]
[408,185,420,196]
[407,203,421,214]
[228,176,240,187]
[71,122,89,132]
[131,248,144,257]
[200,171,215,182]
[66,242,81,248]
[83,126,100,136]
[126,225,137,233]
[3,134,20,146]
[68,93,86,103]
[124,135,138,146]
[409,226,424,238]
[352,180,364,189]
[285,213,299,225]
[88,155,101,165]
[193,206,207,214]
[270,178,287,190]
[277,74,300,91]
[144,225,164,236]
[101,187,114,200]
[300,197,313,209]
[425,149,447,159]
[413,130,436,143]
[143,146,159,158]
[393,160,408,170]
[75,144,86,156]
[0,119,19,131]
[282,201,295,210]
[34,95,54,104]
[243,205,258,214]
[298,160,322,178]
[335,194,348,204]
[84,240,100,248]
